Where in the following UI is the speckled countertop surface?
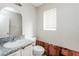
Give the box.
[0,37,34,56]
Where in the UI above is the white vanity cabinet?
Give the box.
[22,44,33,56]
[8,44,33,56]
[8,49,22,56]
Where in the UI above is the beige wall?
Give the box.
[37,3,79,51]
[0,3,36,37]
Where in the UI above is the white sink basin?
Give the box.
[3,39,30,49]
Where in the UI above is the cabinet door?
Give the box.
[8,49,22,56]
[22,45,33,56]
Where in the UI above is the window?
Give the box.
[43,8,56,30]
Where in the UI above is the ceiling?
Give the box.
[31,3,43,7]
[14,3,43,7]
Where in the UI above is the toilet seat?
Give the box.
[33,45,45,56]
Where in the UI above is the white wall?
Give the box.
[37,3,79,51]
[0,3,36,37]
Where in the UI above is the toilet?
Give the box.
[33,45,45,56]
[24,35,45,56]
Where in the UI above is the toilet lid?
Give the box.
[33,45,44,52]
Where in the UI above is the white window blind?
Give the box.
[43,8,56,30]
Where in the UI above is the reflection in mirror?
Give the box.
[0,7,22,40]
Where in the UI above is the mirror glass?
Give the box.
[0,7,22,38]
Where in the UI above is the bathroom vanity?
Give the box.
[0,37,35,56]
[0,7,35,56]
[8,42,33,56]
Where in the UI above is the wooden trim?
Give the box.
[36,39,79,56]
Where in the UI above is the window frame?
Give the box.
[43,8,56,31]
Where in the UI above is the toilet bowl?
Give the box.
[33,45,45,56]
[24,36,45,56]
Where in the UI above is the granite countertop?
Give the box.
[0,37,34,56]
